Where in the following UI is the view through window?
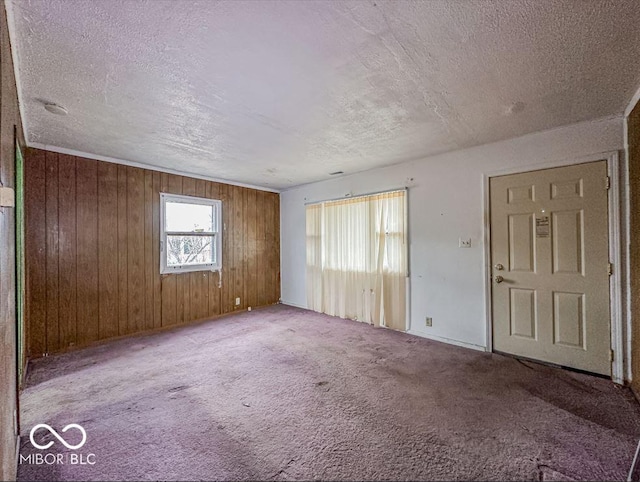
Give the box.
[160,193,222,273]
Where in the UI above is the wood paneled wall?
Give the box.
[629,102,640,397]
[25,149,280,357]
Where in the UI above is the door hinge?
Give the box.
[608,262,613,276]
[610,349,614,362]
[605,176,611,190]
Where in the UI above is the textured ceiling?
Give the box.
[8,0,640,189]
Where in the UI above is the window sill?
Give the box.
[161,265,221,275]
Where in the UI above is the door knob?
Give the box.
[495,275,504,283]
[494,263,504,271]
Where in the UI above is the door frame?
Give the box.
[482,151,625,384]
[15,137,25,387]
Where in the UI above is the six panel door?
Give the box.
[490,161,611,375]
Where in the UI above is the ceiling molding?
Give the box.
[624,83,640,117]
[28,142,281,193]
[4,0,29,144]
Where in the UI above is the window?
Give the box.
[305,190,407,330]
[160,193,222,274]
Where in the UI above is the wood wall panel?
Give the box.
[45,151,59,351]
[97,162,118,340]
[246,188,254,310]
[269,194,280,304]
[25,148,46,355]
[629,102,640,397]
[152,172,162,329]
[232,187,244,311]
[58,154,77,349]
[76,158,99,346]
[127,166,145,335]
[144,170,154,332]
[257,190,267,307]
[116,165,129,336]
[24,148,280,356]
[220,183,231,314]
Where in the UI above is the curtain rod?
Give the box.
[304,187,407,206]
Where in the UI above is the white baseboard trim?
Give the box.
[407,330,487,352]
[280,300,308,310]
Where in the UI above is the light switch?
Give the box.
[0,187,15,208]
[459,237,471,248]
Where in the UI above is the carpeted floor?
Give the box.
[17,304,640,481]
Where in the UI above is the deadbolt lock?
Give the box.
[494,263,504,271]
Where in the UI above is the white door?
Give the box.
[490,161,611,375]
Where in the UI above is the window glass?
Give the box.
[166,235,215,267]
[165,202,214,232]
[160,193,222,274]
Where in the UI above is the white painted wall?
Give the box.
[280,116,624,351]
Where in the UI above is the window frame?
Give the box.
[160,192,222,274]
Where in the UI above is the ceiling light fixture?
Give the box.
[44,103,68,115]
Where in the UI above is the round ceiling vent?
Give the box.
[44,103,68,115]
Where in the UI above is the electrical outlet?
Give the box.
[425,317,432,327]
[459,237,471,248]
[235,297,241,306]
[0,187,15,208]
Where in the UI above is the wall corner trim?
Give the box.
[625,84,640,118]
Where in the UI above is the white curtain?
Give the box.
[306,190,407,330]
